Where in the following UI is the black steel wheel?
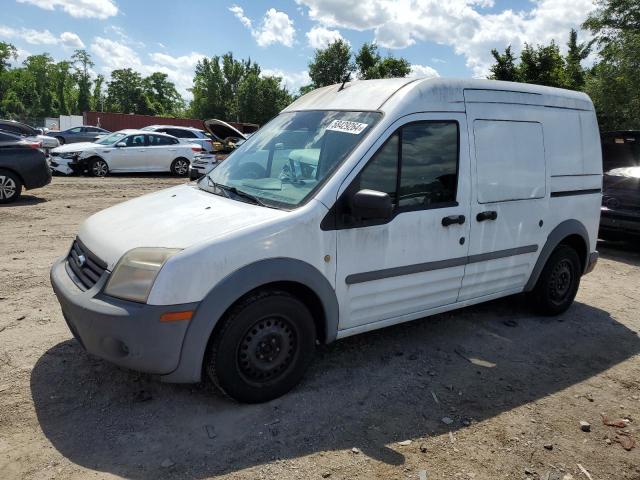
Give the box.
[531,245,581,315]
[206,289,316,403]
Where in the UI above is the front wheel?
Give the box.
[171,158,190,176]
[0,170,22,204]
[206,290,316,403]
[531,245,582,316]
[90,158,108,177]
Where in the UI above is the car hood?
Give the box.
[52,142,98,153]
[77,183,287,269]
[203,119,246,141]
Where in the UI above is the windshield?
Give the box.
[95,132,127,145]
[199,110,382,208]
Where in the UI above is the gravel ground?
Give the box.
[0,175,639,480]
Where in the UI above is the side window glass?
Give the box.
[357,133,399,201]
[399,123,458,208]
[125,134,146,147]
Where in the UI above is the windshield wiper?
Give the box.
[200,177,268,207]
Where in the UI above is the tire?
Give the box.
[0,170,22,204]
[206,290,317,403]
[55,136,65,145]
[89,158,108,177]
[171,158,190,176]
[531,245,582,316]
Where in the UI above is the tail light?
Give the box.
[191,145,203,152]
[30,142,42,149]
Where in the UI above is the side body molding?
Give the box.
[524,219,590,292]
[161,257,339,383]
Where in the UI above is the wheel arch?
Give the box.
[0,167,25,187]
[161,258,339,383]
[525,219,590,292]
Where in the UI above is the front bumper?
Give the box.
[189,165,205,181]
[50,256,198,375]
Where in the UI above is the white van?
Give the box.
[51,78,602,403]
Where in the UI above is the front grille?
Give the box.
[66,238,108,290]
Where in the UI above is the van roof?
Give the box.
[283,77,594,114]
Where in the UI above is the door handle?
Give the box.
[476,211,498,222]
[441,215,466,227]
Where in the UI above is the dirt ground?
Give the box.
[0,175,639,480]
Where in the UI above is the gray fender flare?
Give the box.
[524,219,590,292]
[161,257,339,383]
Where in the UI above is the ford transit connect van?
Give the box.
[51,78,602,403]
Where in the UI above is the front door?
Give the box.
[334,113,471,332]
[108,133,149,171]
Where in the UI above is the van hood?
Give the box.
[52,142,98,153]
[203,119,246,141]
[78,184,286,269]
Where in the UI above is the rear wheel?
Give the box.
[531,245,582,316]
[206,290,316,403]
[90,158,108,177]
[171,158,190,176]
[0,170,22,204]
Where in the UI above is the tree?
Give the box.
[308,39,354,88]
[92,74,105,111]
[518,41,566,87]
[72,49,94,114]
[190,56,227,119]
[564,29,592,90]
[355,42,411,79]
[143,72,183,116]
[237,72,292,125]
[488,46,519,82]
[105,68,153,114]
[583,0,640,129]
[0,42,17,72]
[53,60,72,116]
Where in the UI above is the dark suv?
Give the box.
[599,131,640,240]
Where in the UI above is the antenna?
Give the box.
[338,73,351,92]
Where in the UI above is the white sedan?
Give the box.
[48,129,202,177]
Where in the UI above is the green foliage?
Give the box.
[105,68,153,114]
[584,0,640,130]
[308,39,355,88]
[143,72,184,116]
[190,53,292,125]
[72,49,94,114]
[489,46,519,82]
[355,42,411,80]
[92,74,105,111]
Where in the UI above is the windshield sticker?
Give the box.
[326,120,369,135]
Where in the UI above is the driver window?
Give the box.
[125,134,146,147]
[399,122,458,209]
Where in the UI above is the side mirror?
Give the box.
[352,189,393,220]
[116,142,126,148]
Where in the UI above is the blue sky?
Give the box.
[0,0,596,98]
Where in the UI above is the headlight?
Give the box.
[104,248,181,303]
[61,152,80,159]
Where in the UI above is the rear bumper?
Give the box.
[600,207,640,235]
[50,256,198,376]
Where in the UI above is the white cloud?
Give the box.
[296,0,596,77]
[0,25,85,48]
[90,37,205,99]
[408,64,440,78]
[17,0,118,19]
[262,68,311,92]
[230,5,296,47]
[306,25,345,49]
[60,31,85,48]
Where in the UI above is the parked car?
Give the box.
[188,120,248,179]
[0,131,51,203]
[599,131,640,240]
[141,125,216,152]
[0,119,59,152]
[51,78,601,403]
[53,126,111,145]
[48,129,202,177]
